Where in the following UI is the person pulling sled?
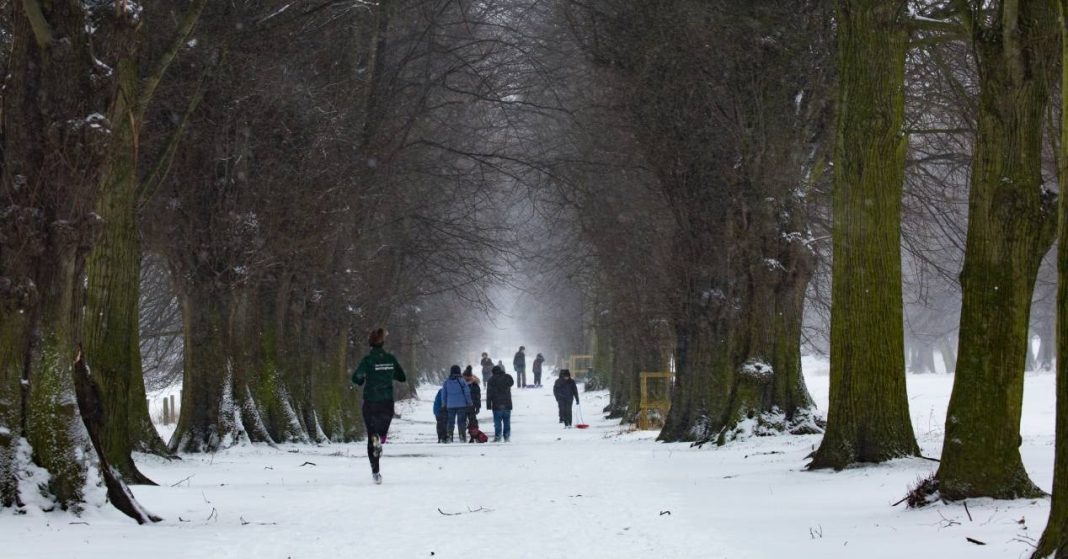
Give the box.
[553,369,580,427]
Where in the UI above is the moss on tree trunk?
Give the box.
[170,290,240,453]
[1030,3,1068,555]
[935,0,1056,500]
[808,0,919,469]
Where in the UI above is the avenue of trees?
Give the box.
[0,1,1067,554]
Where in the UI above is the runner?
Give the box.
[351,328,407,484]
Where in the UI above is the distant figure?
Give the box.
[553,369,580,427]
[463,366,484,442]
[486,364,515,442]
[351,328,407,484]
[513,346,527,388]
[532,353,545,388]
[480,352,494,385]
[433,387,447,443]
[440,365,473,442]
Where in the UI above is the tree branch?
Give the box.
[21,0,54,48]
[138,0,209,113]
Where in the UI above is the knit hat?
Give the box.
[450,365,462,376]
[368,328,386,347]
[491,365,503,375]
[463,365,473,376]
[560,369,571,378]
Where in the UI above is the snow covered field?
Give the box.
[1,359,1056,558]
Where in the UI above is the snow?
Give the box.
[0,360,1056,558]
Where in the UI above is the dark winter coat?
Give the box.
[480,357,494,376]
[467,378,481,412]
[352,346,407,402]
[553,377,579,405]
[532,355,544,374]
[513,350,526,370]
[441,374,473,410]
[486,367,514,411]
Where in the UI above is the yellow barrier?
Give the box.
[638,372,673,430]
[567,354,593,378]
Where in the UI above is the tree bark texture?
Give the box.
[0,0,130,509]
[1030,2,1068,555]
[936,0,1057,500]
[809,0,920,469]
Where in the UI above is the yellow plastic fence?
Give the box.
[638,372,673,430]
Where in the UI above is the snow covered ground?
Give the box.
[1,359,1056,558]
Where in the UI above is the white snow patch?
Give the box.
[0,360,1056,559]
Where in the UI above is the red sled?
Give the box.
[468,426,489,443]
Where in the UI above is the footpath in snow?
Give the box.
[0,362,1057,559]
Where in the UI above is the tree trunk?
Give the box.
[84,134,160,483]
[0,307,29,507]
[809,0,919,469]
[939,337,957,374]
[83,0,208,467]
[1040,319,1056,371]
[0,0,134,511]
[170,289,241,452]
[1032,4,1068,553]
[26,239,89,510]
[935,0,1056,500]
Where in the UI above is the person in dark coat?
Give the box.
[351,328,407,483]
[513,346,527,388]
[480,352,494,385]
[532,353,545,388]
[485,364,514,442]
[553,369,580,427]
[440,365,473,442]
[433,388,447,443]
[462,366,481,441]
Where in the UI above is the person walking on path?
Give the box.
[486,364,514,442]
[441,365,473,442]
[351,328,407,484]
[553,369,580,427]
[433,387,447,443]
[480,352,494,385]
[463,366,481,442]
[513,346,527,388]
[532,353,545,388]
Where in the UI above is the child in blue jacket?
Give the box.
[433,388,447,443]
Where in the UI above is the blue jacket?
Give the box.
[441,375,472,410]
[433,388,444,416]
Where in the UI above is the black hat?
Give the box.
[450,365,462,376]
[560,369,571,378]
[519,346,525,351]
[491,365,503,375]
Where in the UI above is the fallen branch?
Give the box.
[437,506,491,516]
[299,461,317,467]
[171,475,195,487]
[966,537,986,546]
[206,508,218,522]
[937,511,960,528]
[73,349,161,524]
[963,501,972,522]
[240,516,279,526]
